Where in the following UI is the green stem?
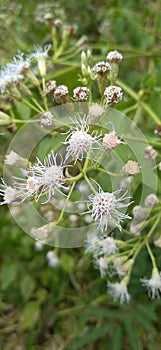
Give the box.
[117,79,161,124]
[56,182,76,224]
[22,98,41,114]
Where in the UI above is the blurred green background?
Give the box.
[1,1,161,349]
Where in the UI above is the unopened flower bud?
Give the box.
[5,151,30,168]
[53,85,69,103]
[144,194,158,208]
[40,111,53,127]
[73,86,90,101]
[104,85,123,106]
[132,205,147,221]
[123,160,140,175]
[0,111,11,125]
[144,145,157,160]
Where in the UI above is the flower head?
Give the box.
[104,85,123,106]
[64,117,101,161]
[12,51,31,74]
[103,131,122,150]
[29,44,51,61]
[123,160,140,175]
[106,50,123,63]
[107,281,130,303]
[73,86,90,101]
[29,44,51,77]
[0,179,18,205]
[144,194,158,208]
[43,80,57,95]
[85,183,131,232]
[95,257,108,277]
[53,84,69,103]
[141,271,161,299]
[30,151,67,201]
[144,145,157,160]
[40,111,53,127]
[93,61,111,76]
[46,250,60,267]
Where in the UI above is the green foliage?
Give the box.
[1,1,161,349]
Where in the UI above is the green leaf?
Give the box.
[60,253,75,273]
[123,320,140,350]
[20,275,36,301]
[15,101,31,120]
[0,262,20,290]
[20,301,40,330]
[109,326,123,350]
[69,323,112,350]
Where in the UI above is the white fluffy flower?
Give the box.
[64,117,101,161]
[46,251,60,268]
[107,281,131,303]
[29,44,51,77]
[85,233,100,255]
[0,179,18,205]
[141,272,161,299]
[95,257,108,277]
[85,183,131,232]
[30,151,67,201]
[13,175,42,202]
[12,52,31,74]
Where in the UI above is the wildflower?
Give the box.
[64,117,101,161]
[46,251,60,268]
[144,193,158,208]
[123,160,140,175]
[103,131,122,150]
[107,280,131,304]
[12,52,31,74]
[40,111,53,127]
[89,103,105,121]
[73,86,90,101]
[11,52,39,87]
[30,151,67,201]
[85,233,100,255]
[0,64,22,100]
[85,183,132,232]
[95,257,108,277]
[132,205,147,221]
[106,50,123,63]
[13,175,41,202]
[5,151,29,168]
[29,44,51,77]
[104,85,123,106]
[120,176,133,190]
[43,80,56,95]
[141,269,161,299]
[31,224,51,241]
[93,61,111,76]
[0,180,18,205]
[144,145,157,160]
[35,241,44,251]
[53,84,69,103]
[69,214,78,223]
